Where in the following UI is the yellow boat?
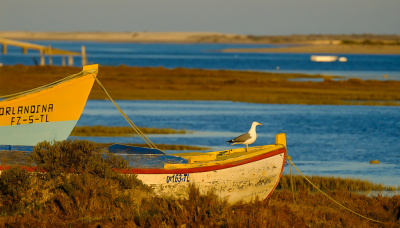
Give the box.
[0,64,98,149]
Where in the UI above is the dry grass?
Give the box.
[70,125,190,137]
[0,139,399,227]
[279,174,399,191]
[1,65,399,106]
[0,174,399,227]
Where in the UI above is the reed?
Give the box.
[70,125,190,137]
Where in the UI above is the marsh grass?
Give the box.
[2,65,399,106]
[279,174,398,191]
[0,177,399,227]
[0,139,399,227]
[94,143,209,151]
[342,39,400,46]
[70,125,190,137]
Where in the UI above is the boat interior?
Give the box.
[115,133,287,169]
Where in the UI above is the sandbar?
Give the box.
[223,44,400,55]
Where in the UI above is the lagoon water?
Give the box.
[72,100,400,187]
[1,41,400,80]
[2,41,399,187]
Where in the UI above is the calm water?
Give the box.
[2,41,400,186]
[1,41,400,80]
[71,100,400,187]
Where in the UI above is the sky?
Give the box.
[0,0,399,35]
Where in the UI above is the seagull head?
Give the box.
[249,121,262,132]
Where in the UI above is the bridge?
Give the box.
[0,38,87,66]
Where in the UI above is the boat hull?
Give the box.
[310,55,338,62]
[0,65,98,147]
[133,147,286,203]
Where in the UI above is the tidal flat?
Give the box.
[1,65,399,106]
[70,125,190,137]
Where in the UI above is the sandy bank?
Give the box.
[0,31,250,43]
[2,31,400,54]
[223,44,400,55]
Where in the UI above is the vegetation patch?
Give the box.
[3,65,399,106]
[70,125,190,137]
[95,143,209,151]
[342,39,400,46]
[278,174,399,191]
[0,139,399,227]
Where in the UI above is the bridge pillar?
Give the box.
[2,44,6,54]
[40,50,45,66]
[62,56,66,66]
[68,55,74,66]
[48,45,53,66]
[81,45,87,66]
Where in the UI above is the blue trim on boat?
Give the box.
[108,144,188,168]
[108,144,166,155]
[0,145,33,152]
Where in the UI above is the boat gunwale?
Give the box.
[0,73,96,108]
[122,147,286,174]
[0,68,97,103]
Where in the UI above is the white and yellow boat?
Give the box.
[112,133,287,204]
[0,64,98,148]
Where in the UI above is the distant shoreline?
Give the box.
[0,31,255,43]
[222,44,400,55]
[1,31,399,54]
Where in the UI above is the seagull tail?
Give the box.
[226,140,234,143]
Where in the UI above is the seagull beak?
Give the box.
[258,123,262,126]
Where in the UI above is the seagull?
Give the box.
[226,121,262,152]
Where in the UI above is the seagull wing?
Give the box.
[227,133,251,143]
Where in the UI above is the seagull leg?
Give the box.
[246,144,248,152]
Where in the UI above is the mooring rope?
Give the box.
[286,154,383,224]
[88,70,163,152]
[288,155,296,205]
[0,70,91,99]
[1,68,163,153]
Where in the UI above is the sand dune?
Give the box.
[0,31,248,43]
[1,31,399,54]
